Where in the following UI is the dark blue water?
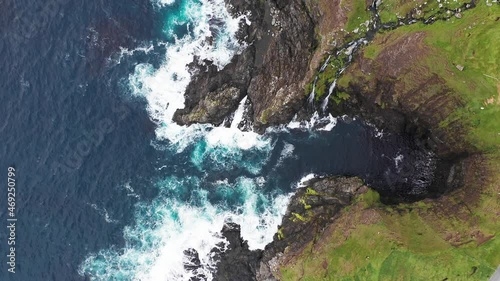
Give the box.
[0,0,435,280]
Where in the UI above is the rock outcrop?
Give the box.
[177,1,499,280]
[213,177,368,281]
[211,223,263,281]
[174,0,317,130]
[256,177,367,280]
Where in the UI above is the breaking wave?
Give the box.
[79,1,288,280]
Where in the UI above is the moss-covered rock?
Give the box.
[256,176,367,280]
[279,156,499,281]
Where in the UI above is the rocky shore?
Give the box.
[202,177,368,281]
[176,0,499,279]
[174,0,316,131]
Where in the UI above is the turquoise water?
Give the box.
[0,0,436,279]
[79,1,436,279]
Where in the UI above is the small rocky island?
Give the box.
[180,0,499,279]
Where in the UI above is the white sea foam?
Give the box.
[230,96,248,129]
[287,112,338,132]
[276,142,296,166]
[80,1,292,280]
[297,173,317,188]
[129,0,253,152]
[87,203,119,224]
[394,153,404,170]
[79,177,291,281]
[111,44,155,65]
[191,135,273,175]
[153,0,177,7]
[123,182,140,199]
[75,0,335,279]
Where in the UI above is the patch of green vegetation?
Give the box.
[280,206,499,281]
[415,200,432,211]
[277,227,285,240]
[363,43,383,60]
[305,0,373,101]
[280,159,500,280]
[304,80,314,97]
[331,91,351,105]
[378,0,423,23]
[357,188,381,207]
[305,187,319,196]
[344,2,500,153]
[314,63,337,101]
[378,0,471,24]
[259,109,270,125]
[342,0,371,33]
[383,211,451,253]
[300,198,312,210]
[291,212,307,222]
[422,4,500,152]
[418,0,467,20]
[310,51,351,102]
[395,2,499,152]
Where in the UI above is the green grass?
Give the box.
[356,188,381,207]
[404,2,499,152]
[280,190,500,280]
[342,0,372,32]
[305,187,320,196]
[282,3,500,280]
[378,0,471,24]
[343,2,500,152]
[378,0,424,23]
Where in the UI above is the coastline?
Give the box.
[183,0,500,279]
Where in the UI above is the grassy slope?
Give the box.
[281,2,500,280]
[281,177,500,280]
[305,0,371,101]
[378,0,469,23]
[341,1,500,152]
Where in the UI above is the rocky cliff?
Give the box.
[257,0,499,279]
[174,0,317,130]
[207,176,368,281]
[176,0,499,279]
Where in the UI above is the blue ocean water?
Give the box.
[0,0,435,280]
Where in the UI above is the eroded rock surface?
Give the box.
[212,223,263,281]
[333,31,472,158]
[257,176,367,280]
[213,177,367,281]
[174,0,317,130]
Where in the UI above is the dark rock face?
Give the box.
[246,0,316,130]
[174,0,316,131]
[212,177,366,281]
[183,248,208,281]
[257,177,366,280]
[211,223,263,281]
[333,32,473,158]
